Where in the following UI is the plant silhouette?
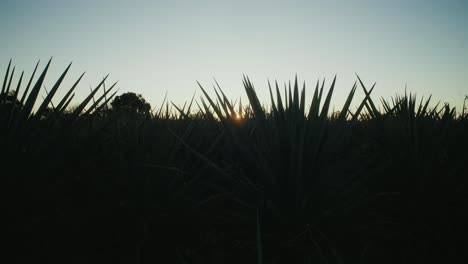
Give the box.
[111,92,151,115]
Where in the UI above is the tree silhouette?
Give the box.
[110,92,151,115]
[1,90,22,106]
[0,90,23,121]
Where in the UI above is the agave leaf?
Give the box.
[308,79,320,119]
[42,86,56,110]
[214,78,237,118]
[356,74,380,117]
[462,96,467,117]
[275,81,285,116]
[304,78,338,181]
[256,208,263,264]
[101,77,108,103]
[70,74,109,119]
[300,81,306,117]
[416,96,424,115]
[195,100,205,116]
[319,75,336,119]
[171,102,189,119]
[312,78,326,119]
[293,75,299,113]
[169,128,233,183]
[35,62,72,117]
[288,80,293,111]
[316,227,344,264]
[243,76,267,126]
[21,58,52,119]
[1,59,11,96]
[182,101,189,115]
[243,76,274,170]
[363,101,375,119]
[165,102,170,119]
[11,71,23,102]
[430,100,441,117]
[58,93,75,114]
[199,97,214,119]
[6,71,24,128]
[12,71,24,100]
[54,72,85,114]
[93,90,118,114]
[184,91,196,117]
[7,60,51,145]
[212,84,231,118]
[202,77,275,189]
[198,81,225,120]
[268,80,278,117]
[4,66,15,97]
[338,81,357,121]
[284,82,288,109]
[381,97,392,113]
[351,83,375,122]
[89,86,96,105]
[83,81,117,115]
[19,60,40,106]
[239,97,243,118]
[156,91,168,118]
[420,95,432,117]
[318,78,325,103]
[293,127,305,208]
[167,116,197,164]
[307,228,328,263]
[364,84,377,118]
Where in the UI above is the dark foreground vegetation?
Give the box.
[2,59,468,263]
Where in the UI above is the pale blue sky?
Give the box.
[1,0,467,111]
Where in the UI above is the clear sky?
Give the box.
[1,0,467,112]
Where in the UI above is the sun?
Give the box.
[234,113,243,122]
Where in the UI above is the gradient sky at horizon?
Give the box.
[1,0,467,111]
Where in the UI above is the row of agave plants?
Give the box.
[2,59,468,264]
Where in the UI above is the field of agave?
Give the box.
[2,59,468,264]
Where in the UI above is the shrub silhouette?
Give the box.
[111,92,151,114]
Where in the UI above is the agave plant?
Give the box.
[193,75,381,263]
[0,59,118,150]
[4,57,466,263]
[350,90,468,262]
[1,59,122,262]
